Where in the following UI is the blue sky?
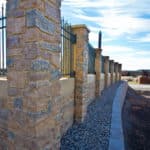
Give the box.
[61,0,150,70]
[0,0,149,70]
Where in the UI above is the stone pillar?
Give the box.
[114,63,119,82]
[118,64,122,80]
[110,60,114,85]
[72,25,89,122]
[95,48,102,96]
[104,56,109,88]
[3,0,61,149]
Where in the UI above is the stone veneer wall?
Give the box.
[117,73,120,81]
[72,25,89,122]
[95,48,102,96]
[110,60,114,85]
[59,78,75,136]
[87,74,96,103]
[104,56,109,88]
[0,0,63,149]
[114,63,119,82]
[0,77,75,149]
[100,73,105,93]
[107,73,111,87]
[0,78,7,108]
[113,73,116,84]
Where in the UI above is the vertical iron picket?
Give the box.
[0,3,7,76]
[61,20,76,77]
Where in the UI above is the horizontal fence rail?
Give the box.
[0,4,7,76]
[61,19,76,77]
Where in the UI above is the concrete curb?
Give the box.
[109,81,128,150]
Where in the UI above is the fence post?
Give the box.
[118,64,122,80]
[104,56,109,88]
[114,62,119,82]
[95,48,102,96]
[4,0,62,149]
[72,25,89,122]
[110,60,114,85]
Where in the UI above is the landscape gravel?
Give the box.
[61,82,121,150]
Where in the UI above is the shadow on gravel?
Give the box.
[61,82,121,150]
[122,86,150,150]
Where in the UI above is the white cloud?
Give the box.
[120,57,150,71]
[102,45,150,70]
[62,0,150,38]
[62,0,130,9]
[62,0,150,70]
[0,0,6,5]
[129,33,150,43]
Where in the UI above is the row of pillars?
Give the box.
[94,47,122,97]
[71,25,122,122]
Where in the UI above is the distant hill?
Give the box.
[122,69,150,76]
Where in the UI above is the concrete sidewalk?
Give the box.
[109,81,128,150]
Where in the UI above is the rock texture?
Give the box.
[61,82,120,150]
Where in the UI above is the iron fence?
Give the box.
[88,43,96,74]
[0,4,7,76]
[61,19,76,77]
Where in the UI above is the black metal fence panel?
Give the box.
[0,4,7,76]
[88,43,96,74]
[61,19,76,77]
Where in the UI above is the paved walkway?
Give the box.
[61,82,121,150]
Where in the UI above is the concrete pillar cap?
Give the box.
[104,56,109,60]
[95,48,102,53]
[72,24,90,33]
[110,60,114,63]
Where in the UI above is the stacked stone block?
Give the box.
[110,60,114,84]
[1,0,62,149]
[95,48,102,96]
[104,56,109,88]
[108,61,111,87]
[100,73,105,92]
[59,78,75,137]
[118,64,122,80]
[114,63,119,82]
[87,74,96,101]
[72,25,89,122]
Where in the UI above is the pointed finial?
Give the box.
[98,31,102,49]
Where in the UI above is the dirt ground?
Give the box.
[122,86,150,150]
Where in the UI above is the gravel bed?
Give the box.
[61,82,121,150]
